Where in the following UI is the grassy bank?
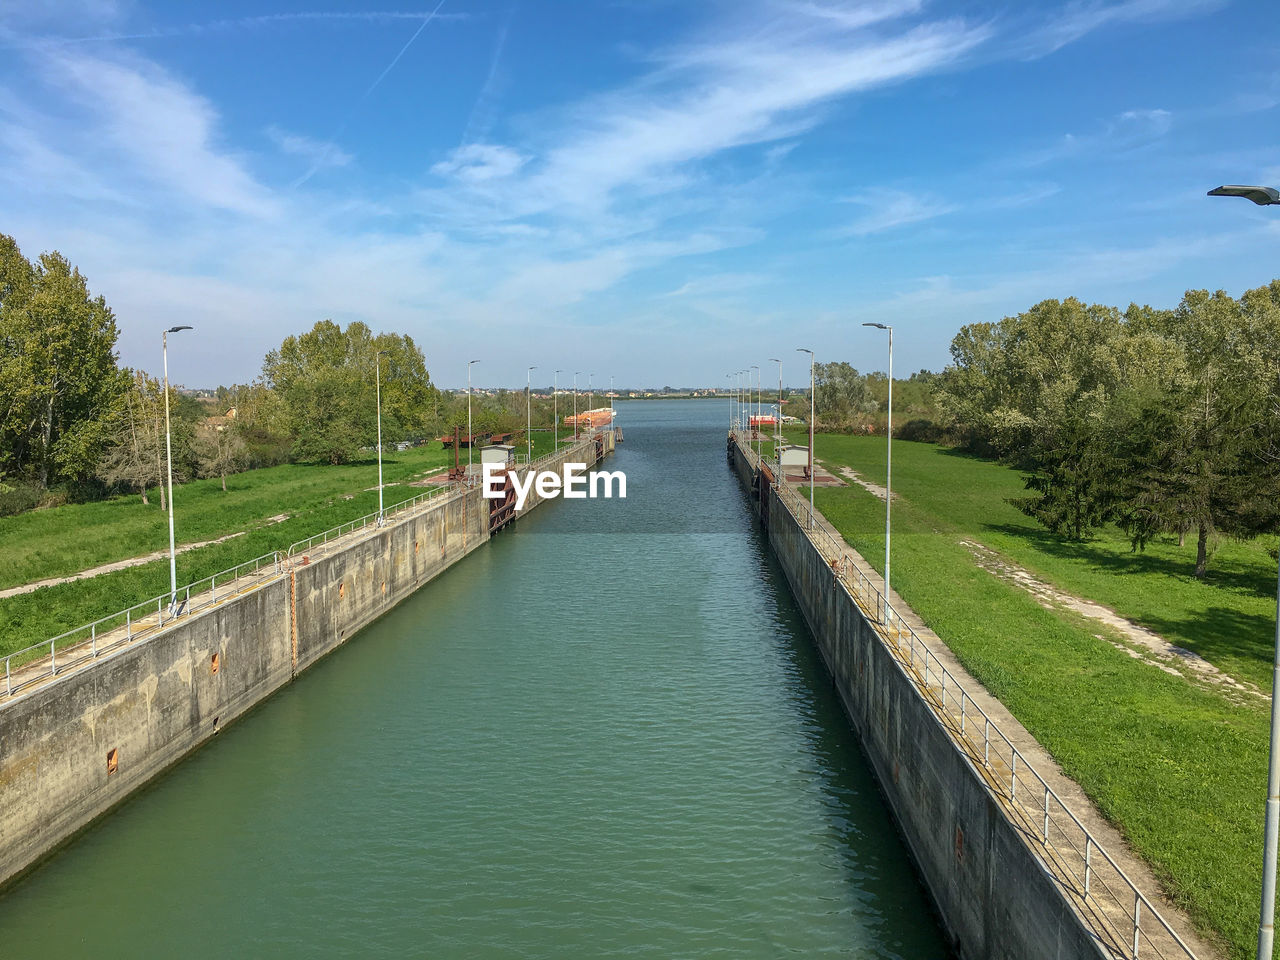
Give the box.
[789,431,1263,959]
[0,432,570,656]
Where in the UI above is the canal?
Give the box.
[0,400,948,958]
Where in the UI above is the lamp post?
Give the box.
[796,348,814,528]
[467,359,479,481]
[726,374,734,432]
[162,325,192,615]
[609,374,614,429]
[1209,181,1280,960]
[750,364,760,455]
[573,372,580,438]
[376,349,388,522]
[554,369,562,449]
[527,366,537,462]
[863,323,894,621]
[770,358,782,455]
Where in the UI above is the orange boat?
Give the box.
[564,407,615,427]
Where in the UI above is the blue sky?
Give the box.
[1,0,1278,389]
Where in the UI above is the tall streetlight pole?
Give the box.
[573,372,580,438]
[864,324,894,620]
[1209,181,1280,960]
[554,369,562,449]
[796,348,814,528]
[162,325,192,615]
[527,366,537,462]
[609,375,614,428]
[726,374,734,432]
[750,364,760,455]
[770,358,782,455]
[467,359,479,481]
[376,349,388,522]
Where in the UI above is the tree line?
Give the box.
[933,283,1280,577]
[0,234,574,517]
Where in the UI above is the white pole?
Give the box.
[467,359,479,482]
[162,325,191,613]
[770,358,782,455]
[376,351,384,521]
[809,353,815,528]
[573,372,579,437]
[885,326,893,611]
[554,370,561,449]
[527,366,536,461]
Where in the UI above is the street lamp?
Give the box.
[573,372,580,438]
[750,364,760,455]
[609,375,615,429]
[376,349,388,522]
[1210,181,1280,960]
[796,349,814,529]
[527,365,537,462]
[162,325,192,615]
[864,323,894,622]
[467,359,479,481]
[554,369,562,449]
[770,358,782,455]
[726,374,734,431]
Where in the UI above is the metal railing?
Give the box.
[734,432,1197,960]
[2,550,284,699]
[287,482,460,559]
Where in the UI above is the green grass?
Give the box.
[793,431,1264,959]
[0,432,568,657]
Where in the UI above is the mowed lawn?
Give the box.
[790,431,1265,960]
[0,432,564,657]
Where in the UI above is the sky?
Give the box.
[1,0,1279,389]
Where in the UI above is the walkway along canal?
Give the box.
[0,400,948,958]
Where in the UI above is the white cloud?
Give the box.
[841,189,958,236]
[38,49,277,217]
[1017,0,1226,58]
[266,126,352,170]
[431,144,528,183]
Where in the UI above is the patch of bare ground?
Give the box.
[961,538,1264,703]
[835,465,897,501]
[0,531,247,600]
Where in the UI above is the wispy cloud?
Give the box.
[266,126,352,171]
[1017,107,1172,167]
[1016,0,1226,58]
[840,188,958,236]
[432,144,528,182]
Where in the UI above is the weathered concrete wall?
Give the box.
[0,576,293,888]
[729,439,1106,960]
[0,435,609,889]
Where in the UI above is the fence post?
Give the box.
[1084,837,1092,897]
[5,658,10,696]
[960,696,966,736]
[127,609,132,640]
[211,575,216,604]
[1133,893,1141,957]
[91,623,97,657]
[1043,786,1051,842]
[1010,752,1018,800]
[984,719,990,767]
[50,638,56,676]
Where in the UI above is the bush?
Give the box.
[0,483,43,517]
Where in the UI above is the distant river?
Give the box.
[0,399,949,959]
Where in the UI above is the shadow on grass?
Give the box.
[1138,604,1274,673]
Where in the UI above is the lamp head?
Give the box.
[862,322,890,330]
[1208,184,1280,205]
[166,325,192,333]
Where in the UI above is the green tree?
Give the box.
[0,237,125,488]
[262,320,434,465]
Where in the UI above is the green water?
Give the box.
[0,400,949,958]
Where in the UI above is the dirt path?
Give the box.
[961,538,1263,702]
[835,465,896,500]
[0,532,247,600]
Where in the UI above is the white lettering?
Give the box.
[481,462,506,499]
[511,469,537,511]
[590,469,626,499]
[563,462,587,498]
[535,470,561,499]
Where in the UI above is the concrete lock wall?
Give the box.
[0,437,609,890]
[730,440,1106,960]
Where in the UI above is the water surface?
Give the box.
[0,399,948,959]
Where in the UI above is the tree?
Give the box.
[0,236,125,489]
[98,371,164,504]
[262,320,435,464]
[194,425,247,492]
[814,361,878,428]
